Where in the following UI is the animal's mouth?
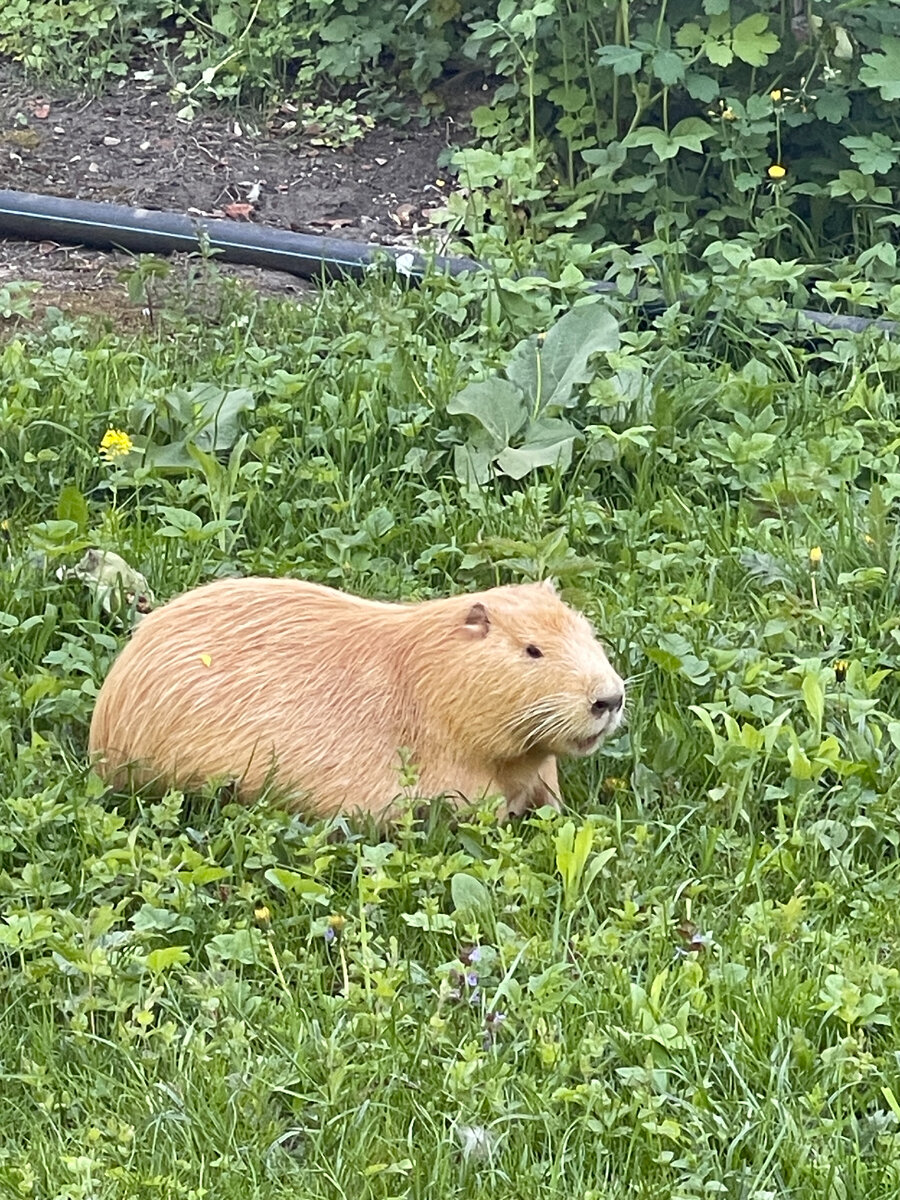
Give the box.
[570,732,604,756]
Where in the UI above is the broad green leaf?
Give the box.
[547,83,588,112]
[450,872,491,914]
[652,50,685,85]
[56,485,88,531]
[132,904,193,934]
[453,438,495,486]
[594,44,642,76]
[629,119,713,161]
[496,417,579,479]
[675,23,703,50]
[731,13,779,66]
[194,385,257,452]
[815,91,851,124]
[684,72,719,102]
[801,671,825,734]
[629,127,674,159]
[447,379,527,446]
[138,440,197,472]
[29,519,79,545]
[264,867,331,900]
[513,303,620,413]
[860,39,900,102]
[670,117,715,152]
[841,133,900,176]
[155,506,203,535]
[206,929,260,965]
[22,674,62,707]
[706,40,733,67]
[146,946,190,972]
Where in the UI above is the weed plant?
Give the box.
[1,268,900,1197]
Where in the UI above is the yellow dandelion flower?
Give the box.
[770,89,782,102]
[99,428,134,462]
[253,904,272,928]
[809,546,823,567]
[767,164,786,180]
[833,660,848,684]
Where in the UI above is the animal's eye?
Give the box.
[525,644,543,659]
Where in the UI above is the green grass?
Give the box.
[2,264,900,1199]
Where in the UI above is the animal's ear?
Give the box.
[459,602,490,640]
[540,577,557,594]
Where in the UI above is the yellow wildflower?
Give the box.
[809,546,823,568]
[767,164,786,180]
[721,107,736,120]
[99,428,134,462]
[253,904,272,928]
[770,89,782,102]
[833,660,848,684]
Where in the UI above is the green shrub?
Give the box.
[3,3,900,266]
[447,1,900,262]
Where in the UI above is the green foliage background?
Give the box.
[3,1,900,262]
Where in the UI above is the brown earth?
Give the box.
[0,58,474,325]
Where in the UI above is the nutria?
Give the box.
[88,577,625,821]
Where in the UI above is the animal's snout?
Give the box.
[591,691,624,718]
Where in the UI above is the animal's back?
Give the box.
[89,576,414,814]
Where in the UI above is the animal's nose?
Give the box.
[592,691,624,718]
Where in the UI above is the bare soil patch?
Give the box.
[0,59,467,324]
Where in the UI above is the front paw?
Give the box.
[499,780,563,821]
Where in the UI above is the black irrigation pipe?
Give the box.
[0,187,895,336]
[0,188,483,283]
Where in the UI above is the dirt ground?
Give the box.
[0,58,472,323]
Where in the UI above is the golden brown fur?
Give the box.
[88,577,624,821]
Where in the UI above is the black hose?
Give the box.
[0,187,894,334]
[0,187,483,281]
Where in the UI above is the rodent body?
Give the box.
[88,576,625,822]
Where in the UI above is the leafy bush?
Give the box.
[0,0,464,111]
[4,1,900,266]
[451,1,900,261]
